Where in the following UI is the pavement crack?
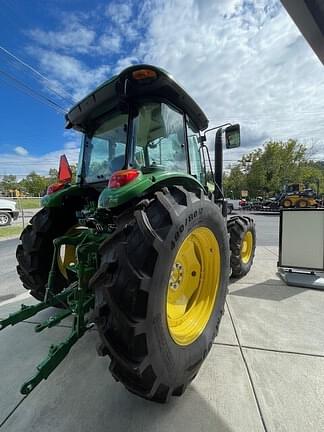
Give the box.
[241,344,324,359]
[214,341,238,348]
[264,246,278,257]
[226,299,269,432]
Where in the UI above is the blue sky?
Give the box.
[0,0,323,179]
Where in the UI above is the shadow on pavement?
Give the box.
[230,279,307,301]
[1,332,236,432]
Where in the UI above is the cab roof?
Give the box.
[66,64,209,132]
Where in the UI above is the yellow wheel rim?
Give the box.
[240,231,253,264]
[57,226,87,279]
[166,227,220,346]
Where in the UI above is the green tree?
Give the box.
[48,168,58,184]
[0,175,18,195]
[20,172,48,196]
[224,139,323,199]
[223,165,247,198]
[237,140,309,197]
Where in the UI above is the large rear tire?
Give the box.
[227,215,256,278]
[16,207,77,301]
[91,186,230,402]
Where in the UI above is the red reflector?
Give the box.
[58,154,72,183]
[108,169,140,189]
[47,182,65,195]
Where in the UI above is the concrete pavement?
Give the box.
[0,243,323,431]
[0,239,21,301]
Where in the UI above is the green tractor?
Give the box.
[1,65,256,402]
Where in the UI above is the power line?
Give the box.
[0,45,75,105]
[0,68,66,114]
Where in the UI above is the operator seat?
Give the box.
[109,155,125,172]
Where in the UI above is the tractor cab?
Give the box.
[61,65,240,209]
[79,101,194,184]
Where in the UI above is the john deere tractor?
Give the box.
[1,65,255,402]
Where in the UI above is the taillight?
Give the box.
[47,182,65,195]
[108,169,140,189]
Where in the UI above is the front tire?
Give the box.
[0,212,12,226]
[228,215,256,278]
[91,186,230,402]
[282,198,292,208]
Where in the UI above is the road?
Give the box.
[0,213,279,303]
[12,208,38,226]
[249,212,279,246]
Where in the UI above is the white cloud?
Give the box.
[0,146,80,179]
[98,33,121,53]
[29,18,96,54]
[14,146,28,156]
[64,141,79,150]
[105,2,132,25]
[29,48,110,100]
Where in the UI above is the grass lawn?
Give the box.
[0,225,22,239]
[15,198,41,209]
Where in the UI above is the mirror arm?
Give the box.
[204,122,232,135]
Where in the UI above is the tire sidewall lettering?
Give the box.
[171,207,203,250]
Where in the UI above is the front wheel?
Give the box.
[91,186,230,402]
[0,212,12,226]
[282,199,292,208]
[227,215,256,278]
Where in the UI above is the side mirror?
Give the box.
[224,124,240,149]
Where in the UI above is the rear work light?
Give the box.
[132,69,157,80]
[108,169,140,189]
